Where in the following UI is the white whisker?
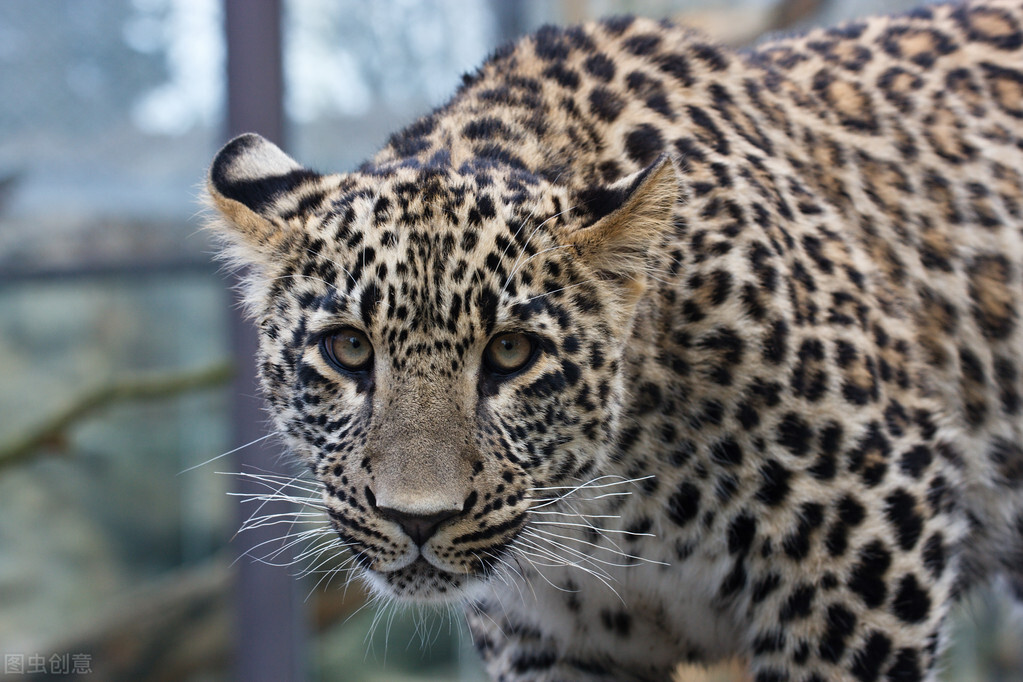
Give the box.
[526,527,668,566]
[526,510,621,519]
[178,433,278,475]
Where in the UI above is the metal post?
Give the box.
[223,1,306,680]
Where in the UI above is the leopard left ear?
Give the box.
[567,156,680,297]
[206,133,324,266]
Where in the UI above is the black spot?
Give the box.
[669,440,696,467]
[819,604,856,662]
[543,63,581,90]
[462,117,515,141]
[589,86,625,122]
[510,650,558,674]
[667,482,701,526]
[625,516,652,537]
[601,15,635,36]
[848,540,891,608]
[899,445,933,479]
[387,115,437,155]
[728,513,757,555]
[752,629,785,654]
[793,640,811,665]
[691,43,728,71]
[710,269,733,304]
[884,489,924,551]
[829,21,867,40]
[847,421,891,487]
[533,25,570,61]
[752,572,781,603]
[780,584,816,621]
[791,338,828,402]
[756,459,791,507]
[777,412,813,455]
[959,347,988,426]
[623,33,661,56]
[763,319,789,364]
[783,501,824,560]
[886,648,923,682]
[710,437,744,467]
[850,631,892,682]
[880,26,957,68]
[926,475,949,515]
[476,287,499,336]
[990,437,1023,485]
[600,608,632,636]
[687,105,730,155]
[584,53,616,81]
[842,378,874,406]
[922,533,946,579]
[563,360,582,388]
[656,53,694,86]
[892,574,931,624]
[716,478,740,505]
[736,401,760,429]
[460,230,479,252]
[624,124,665,166]
[358,283,381,325]
[719,561,747,597]
[810,421,843,480]
[994,356,1021,415]
[826,496,867,560]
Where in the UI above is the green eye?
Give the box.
[322,328,373,372]
[483,332,536,375]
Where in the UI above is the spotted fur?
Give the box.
[208,2,1023,680]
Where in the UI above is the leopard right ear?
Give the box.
[206,133,322,265]
[566,156,679,292]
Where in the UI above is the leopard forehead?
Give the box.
[268,171,609,361]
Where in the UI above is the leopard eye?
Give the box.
[321,328,373,372]
[483,332,536,375]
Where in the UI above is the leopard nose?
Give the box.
[377,507,460,547]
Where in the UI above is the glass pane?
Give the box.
[286,0,497,172]
[0,1,232,679]
[0,0,223,273]
[0,274,233,673]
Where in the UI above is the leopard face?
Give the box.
[209,135,676,601]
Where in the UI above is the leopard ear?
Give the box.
[206,133,322,265]
[567,156,679,298]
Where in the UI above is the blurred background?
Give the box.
[1,1,1021,681]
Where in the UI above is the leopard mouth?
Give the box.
[366,557,477,602]
[330,502,527,601]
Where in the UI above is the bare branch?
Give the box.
[0,362,234,471]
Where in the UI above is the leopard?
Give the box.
[205,1,1023,680]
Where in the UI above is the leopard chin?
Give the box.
[364,558,481,603]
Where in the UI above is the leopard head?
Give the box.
[207,133,678,601]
